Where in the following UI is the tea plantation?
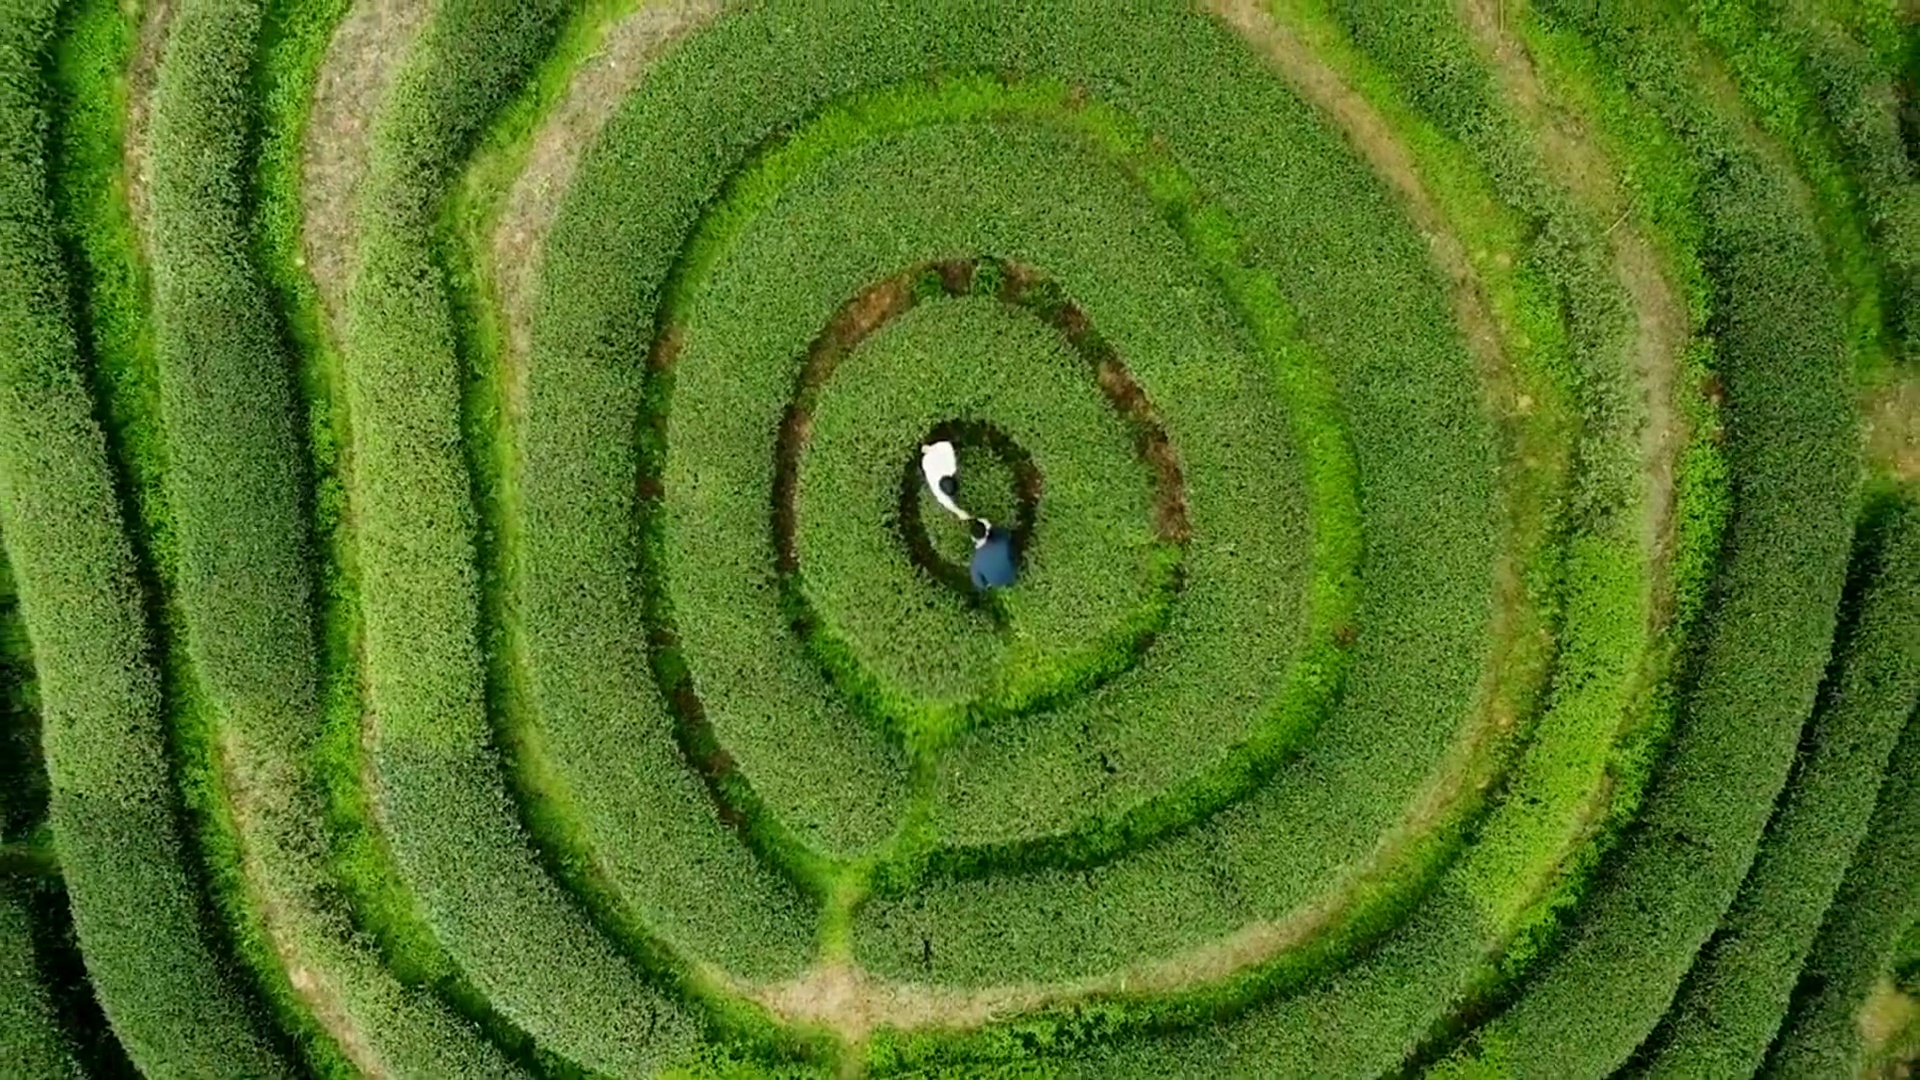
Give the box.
[1,0,1917,1075]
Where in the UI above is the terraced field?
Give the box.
[1,0,1917,1076]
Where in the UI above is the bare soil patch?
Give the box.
[301,0,433,326]
[123,0,178,248]
[1865,374,1919,483]
[1863,976,1920,1077]
[215,729,389,1076]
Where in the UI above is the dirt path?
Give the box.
[292,4,447,1074]
[301,0,433,326]
[1455,0,1689,584]
[1209,0,1510,392]
[745,773,1464,1048]
[123,0,177,252]
[1207,0,1545,809]
[490,0,726,418]
[122,0,394,1071]
[214,729,392,1078]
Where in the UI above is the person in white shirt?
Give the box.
[920,440,969,520]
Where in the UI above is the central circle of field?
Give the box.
[790,292,1181,752]
[653,118,1331,863]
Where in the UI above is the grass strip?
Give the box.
[1767,2,1920,366]
[143,2,361,1069]
[270,0,563,1072]
[442,12,836,1069]
[892,0,1687,1061]
[1634,495,1920,1075]
[0,0,290,1070]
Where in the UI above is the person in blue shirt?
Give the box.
[968,517,1018,590]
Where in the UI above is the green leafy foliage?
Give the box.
[0,881,80,1078]
[3,0,1909,1072]
[1433,3,1861,1075]
[0,0,290,1070]
[1764,700,1920,1078]
[795,297,1177,756]
[340,0,710,1071]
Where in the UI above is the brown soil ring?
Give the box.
[772,259,1187,578]
[767,258,1189,754]
[644,257,1195,880]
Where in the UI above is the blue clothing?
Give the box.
[970,527,1017,589]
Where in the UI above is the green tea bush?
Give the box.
[3,0,1911,1072]
[0,881,79,1077]
[1764,701,1920,1078]
[145,0,551,1069]
[1434,3,1861,1075]
[1631,498,1920,1075]
[341,0,710,1071]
